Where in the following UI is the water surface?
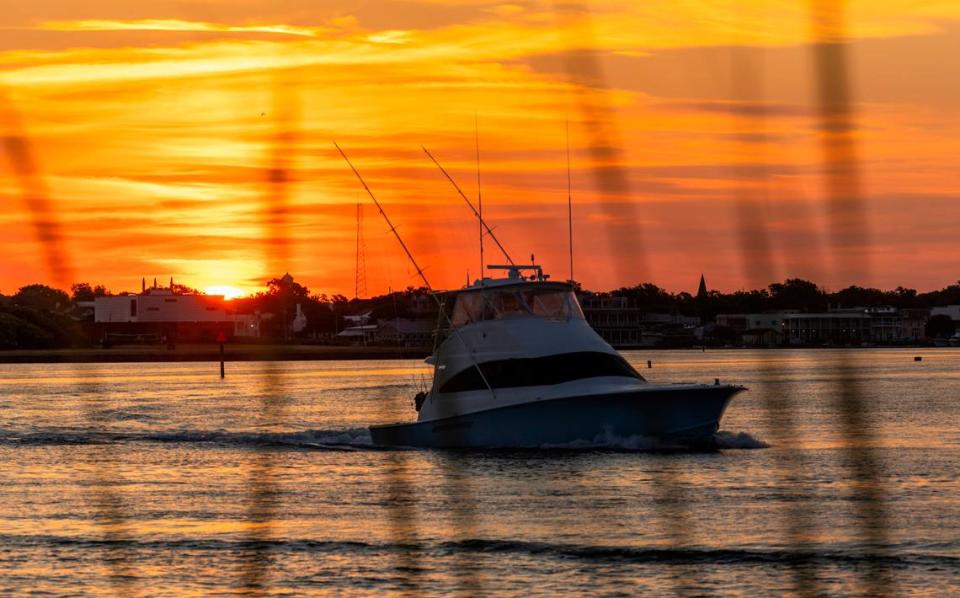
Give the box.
[1,349,957,595]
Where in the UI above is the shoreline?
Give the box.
[0,344,431,364]
[0,343,947,364]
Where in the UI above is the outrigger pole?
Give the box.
[335,142,431,290]
[422,146,515,266]
[334,142,497,399]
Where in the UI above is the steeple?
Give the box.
[697,274,708,299]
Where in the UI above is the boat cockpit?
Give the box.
[449,283,584,329]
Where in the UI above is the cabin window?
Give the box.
[438,351,643,393]
[450,289,583,328]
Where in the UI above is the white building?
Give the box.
[94,288,260,340]
[375,318,434,347]
[94,288,227,323]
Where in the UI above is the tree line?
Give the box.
[0,278,435,349]
[607,278,960,319]
[2,277,959,349]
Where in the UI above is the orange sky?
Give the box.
[2,1,959,297]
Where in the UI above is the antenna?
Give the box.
[566,119,574,283]
[475,115,484,278]
[354,197,367,299]
[422,147,515,265]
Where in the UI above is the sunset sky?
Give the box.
[2,1,959,298]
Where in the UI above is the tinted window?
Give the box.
[450,289,583,328]
[438,351,643,393]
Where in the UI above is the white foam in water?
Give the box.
[713,430,770,449]
[540,429,670,451]
[1,426,764,451]
[294,428,373,448]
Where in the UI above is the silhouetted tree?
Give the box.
[611,283,677,310]
[71,283,110,302]
[925,315,956,339]
[768,279,827,311]
[171,283,199,295]
[12,284,70,312]
[830,285,887,308]
[919,282,960,308]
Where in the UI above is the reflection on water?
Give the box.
[0,349,958,594]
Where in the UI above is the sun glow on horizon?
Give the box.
[3,2,960,294]
[204,285,248,300]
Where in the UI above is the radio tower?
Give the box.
[354,199,368,299]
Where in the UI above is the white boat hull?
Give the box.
[370,384,744,449]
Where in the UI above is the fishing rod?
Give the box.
[422,146,515,266]
[335,142,431,290]
[334,142,497,398]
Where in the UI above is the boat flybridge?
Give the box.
[370,264,744,449]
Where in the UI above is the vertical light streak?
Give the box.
[2,91,137,594]
[810,2,891,594]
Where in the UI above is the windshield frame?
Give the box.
[449,283,584,329]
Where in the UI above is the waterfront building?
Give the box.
[577,293,699,347]
[336,324,378,345]
[93,284,259,343]
[374,318,434,347]
[715,312,794,346]
[782,311,871,345]
[718,307,930,346]
[783,307,930,345]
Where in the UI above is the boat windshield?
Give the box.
[450,288,584,328]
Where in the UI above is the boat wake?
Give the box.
[0,427,375,451]
[713,430,770,449]
[1,534,950,570]
[0,428,766,452]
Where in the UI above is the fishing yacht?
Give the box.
[370,264,744,448]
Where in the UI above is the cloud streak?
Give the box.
[37,19,323,37]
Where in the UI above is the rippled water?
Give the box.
[1,349,958,595]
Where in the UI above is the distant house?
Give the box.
[375,318,434,348]
[900,308,930,341]
[336,324,378,345]
[782,311,871,345]
[742,328,783,347]
[717,312,793,347]
[343,311,373,327]
[782,307,929,346]
[578,292,699,347]
[717,307,929,346]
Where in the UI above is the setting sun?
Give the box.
[204,285,247,300]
